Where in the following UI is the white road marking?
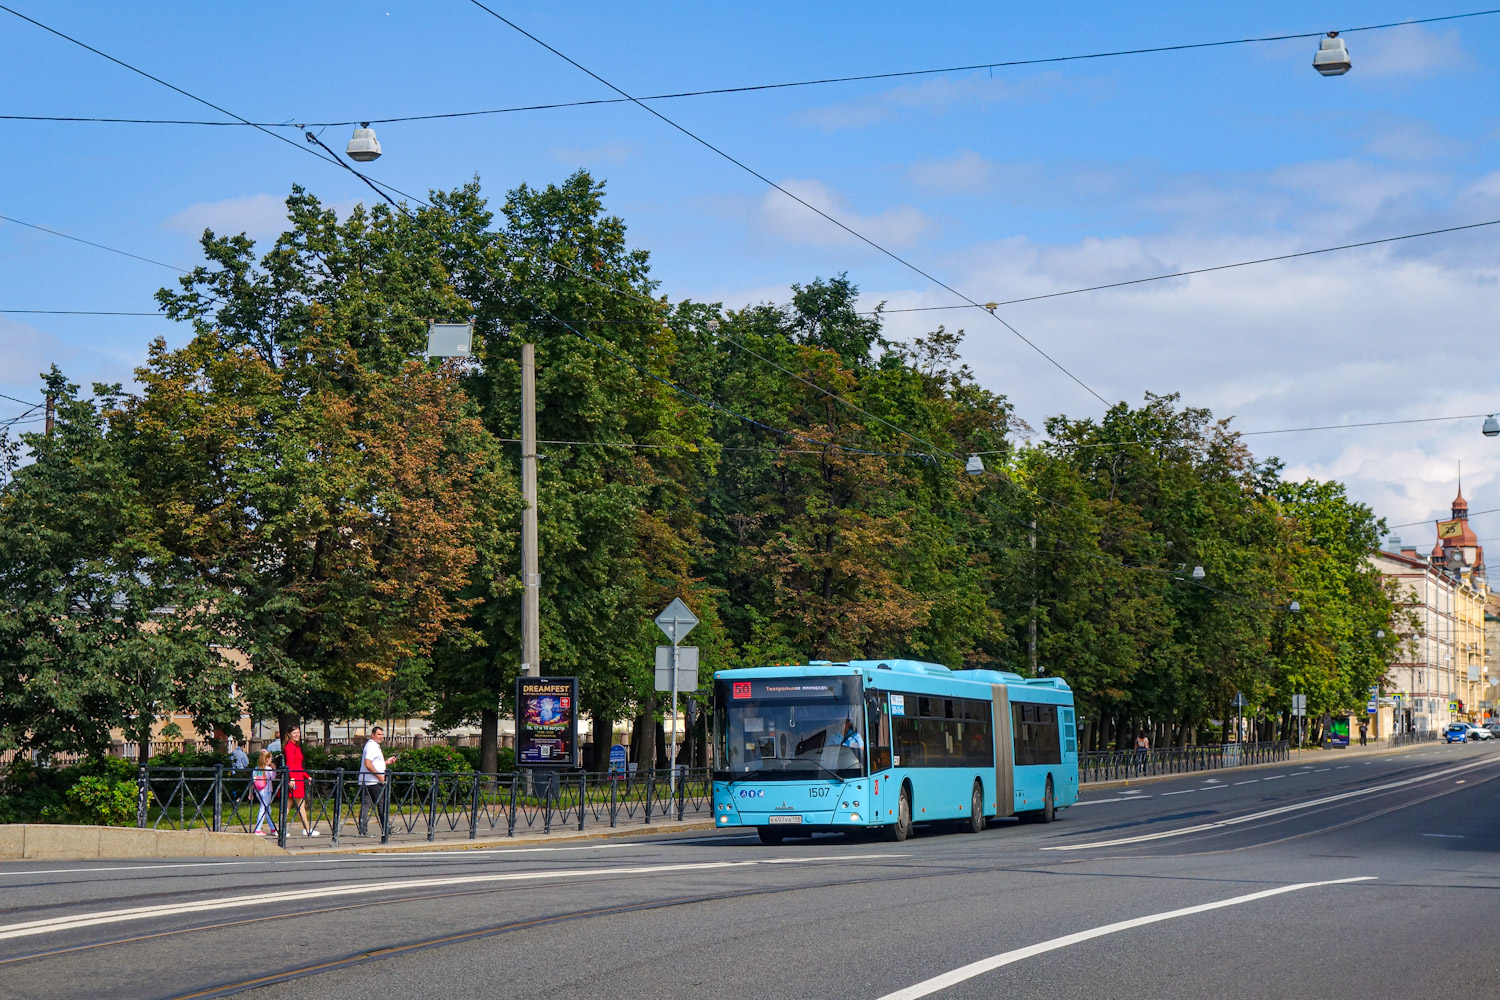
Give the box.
[1335,766,1350,770]
[876,877,1376,999]
[1422,834,1464,838]
[1159,789,1195,796]
[1313,768,1331,773]
[1043,758,1493,851]
[1233,779,1260,786]
[1071,799,1126,806]
[1198,784,1229,791]
[1264,776,1286,781]
[1119,790,1144,796]
[0,854,905,942]
[0,842,637,877]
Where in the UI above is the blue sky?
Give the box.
[3,1,1499,543]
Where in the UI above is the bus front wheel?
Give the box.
[757,827,785,845]
[884,786,912,842]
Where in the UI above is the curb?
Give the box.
[290,819,722,855]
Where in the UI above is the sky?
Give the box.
[3,1,1499,552]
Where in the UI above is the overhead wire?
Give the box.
[868,218,1500,316]
[0,213,188,272]
[464,0,1110,407]
[6,7,1500,128]
[3,6,1328,609]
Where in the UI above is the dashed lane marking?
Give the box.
[1042,757,1494,851]
[875,877,1376,999]
[0,854,908,943]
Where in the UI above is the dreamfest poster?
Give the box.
[516,677,578,767]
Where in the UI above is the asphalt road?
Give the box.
[3,741,1497,1000]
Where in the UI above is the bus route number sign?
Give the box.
[732,682,751,699]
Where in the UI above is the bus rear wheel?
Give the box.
[757,827,785,845]
[962,780,985,834]
[884,786,912,842]
[1038,778,1055,824]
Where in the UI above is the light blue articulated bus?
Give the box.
[712,659,1078,843]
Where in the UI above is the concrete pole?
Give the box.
[521,343,540,679]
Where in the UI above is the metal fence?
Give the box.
[1388,730,1440,747]
[137,766,713,848]
[1079,741,1291,783]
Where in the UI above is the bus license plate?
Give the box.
[767,815,802,825]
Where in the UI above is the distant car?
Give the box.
[1486,723,1500,739]
[1465,723,1493,741]
[1444,724,1469,743]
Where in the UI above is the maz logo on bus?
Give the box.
[738,789,765,798]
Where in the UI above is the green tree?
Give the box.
[0,372,227,762]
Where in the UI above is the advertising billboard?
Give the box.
[516,676,578,767]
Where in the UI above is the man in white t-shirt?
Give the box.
[357,727,397,836]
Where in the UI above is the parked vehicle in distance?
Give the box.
[1485,723,1500,739]
[1444,724,1468,743]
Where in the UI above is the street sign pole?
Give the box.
[654,599,699,796]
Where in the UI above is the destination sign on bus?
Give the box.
[738,680,843,700]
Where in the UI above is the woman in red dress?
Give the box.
[283,726,319,837]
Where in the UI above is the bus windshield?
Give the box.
[715,675,865,781]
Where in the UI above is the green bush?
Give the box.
[48,775,137,827]
[448,745,514,772]
[149,748,234,770]
[393,744,473,775]
[300,744,363,772]
[0,759,70,824]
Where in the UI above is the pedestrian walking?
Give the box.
[227,738,249,771]
[357,726,397,837]
[283,726,319,838]
[1358,719,1368,746]
[1133,731,1150,775]
[250,750,277,836]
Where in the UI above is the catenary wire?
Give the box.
[0,213,189,272]
[868,218,1500,316]
[0,10,920,465]
[6,7,1500,127]
[2,10,1309,606]
[464,0,1110,408]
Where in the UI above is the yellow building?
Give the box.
[1371,484,1488,730]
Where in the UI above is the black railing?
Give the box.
[1079,741,1291,783]
[1388,730,1440,747]
[137,766,714,847]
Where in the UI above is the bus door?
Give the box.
[866,689,894,823]
[990,684,1014,817]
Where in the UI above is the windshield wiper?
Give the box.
[729,756,847,784]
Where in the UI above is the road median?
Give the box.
[0,824,288,860]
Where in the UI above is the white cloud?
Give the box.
[551,141,634,166]
[755,179,932,249]
[799,72,1082,130]
[1354,25,1470,78]
[908,150,1000,194]
[163,193,287,242]
[855,189,1500,534]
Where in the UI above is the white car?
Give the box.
[1462,723,1492,741]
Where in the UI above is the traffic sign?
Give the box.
[1231,691,1248,709]
[655,645,699,691]
[654,598,698,645]
[1291,694,1307,717]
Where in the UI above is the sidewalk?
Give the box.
[1086,737,1444,791]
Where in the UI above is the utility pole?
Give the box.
[44,394,54,437]
[1029,518,1038,676]
[520,343,540,679]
